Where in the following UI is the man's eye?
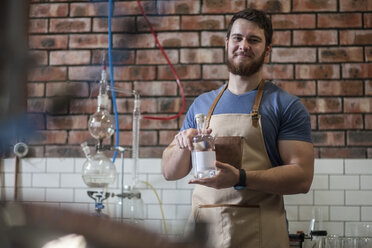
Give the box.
[233,37,242,41]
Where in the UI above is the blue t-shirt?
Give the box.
[181,81,312,167]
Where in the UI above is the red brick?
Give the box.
[201,31,226,47]
[183,81,224,96]
[113,34,155,49]
[157,0,200,14]
[319,114,363,129]
[340,0,372,11]
[347,131,372,146]
[342,64,372,79]
[311,131,345,146]
[158,98,184,113]
[92,50,135,65]
[116,98,157,114]
[119,131,157,146]
[27,83,45,97]
[159,130,178,145]
[28,19,48,33]
[293,30,338,46]
[202,65,228,80]
[202,0,245,13]
[114,66,156,81]
[366,80,372,96]
[302,98,342,113]
[369,148,372,158]
[365,13,372,28]
[137,16,180,31]
[46,82,89,97]
[157,32,200,47]
[30,130,67,145]
[366,47,372,62]
[158,65,201,80]
[319,47,363,63]
[272,31,291,46]
[340,30,372,45]
[134,81,178,96]
[30,3,68,17]
[271,48,316,63]
[70,34,108,49]
[318,13,362,28]
[274,81,316,96]
[47,115,87,130]
[140,117,178,130]
[70,3,108,17]
[29,35,68,49]
[318,80,363,96]
[49,18,91,33]
[114,1,157,15]
[70,99,97,114]
[68,131,96,145]
[263,64,294,80]
[272,14,315,29]
[366,114,372,129]
[296,64,340,79]
[28,146,45,157]
[320,148,367,158]
[344,98,372,113]
[28,67,67,81]
[293,0,337,11]
[117,115,132,130]
[310,114,317,130]
[29,51,48,65]
[136,50,178,65]
[181,48,224,63]
[45,145,84,157]
[93,17,136,33]
[27,99,45,113]
[181,16,224,30]
[69,66,101,81]
[139,147,164,158]
[248,0,291,12]
[50,51,91,65]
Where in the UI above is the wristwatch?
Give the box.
[233,168,246,190]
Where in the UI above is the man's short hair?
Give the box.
[226,8,273,47]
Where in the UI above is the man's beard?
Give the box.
[226,49,266,77]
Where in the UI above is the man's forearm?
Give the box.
[161,141,192,180]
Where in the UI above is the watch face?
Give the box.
[233,185,246,190]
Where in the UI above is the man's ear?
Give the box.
[265,45,272,57]
[225,37,229,51]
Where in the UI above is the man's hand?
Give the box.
[175,128,212,150]
[189,161,240,189]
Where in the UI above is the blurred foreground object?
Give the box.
[0,202,206,248]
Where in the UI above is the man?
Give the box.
[162,8,314,248]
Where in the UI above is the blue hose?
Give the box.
[108,0,119,162]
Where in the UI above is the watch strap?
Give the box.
[233,169,246,190]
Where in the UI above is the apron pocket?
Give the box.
[196,204,261,248]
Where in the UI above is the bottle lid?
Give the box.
[310,230,327,236]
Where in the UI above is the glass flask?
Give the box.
[88,68,115,141]
[116,185,144,225]
[81,142,117,188]
[191,113,217,179]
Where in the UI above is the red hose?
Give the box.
[136,0,186,120]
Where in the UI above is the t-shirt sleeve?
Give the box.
[180,103,196,131]
[278,99,312,143]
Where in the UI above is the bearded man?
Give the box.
[161,8,314,248]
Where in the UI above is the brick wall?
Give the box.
[25,0,372,158]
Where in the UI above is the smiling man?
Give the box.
[162,8,314,248]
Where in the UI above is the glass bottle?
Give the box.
[88,67,115,141]
[191,113,217,179]
[81,142,117,188]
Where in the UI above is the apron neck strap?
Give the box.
[205,79,266,129]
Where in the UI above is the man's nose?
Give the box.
[239,39,249,51]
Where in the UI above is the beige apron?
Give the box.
[190,81,289,248]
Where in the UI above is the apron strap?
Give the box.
[205,79,266,129]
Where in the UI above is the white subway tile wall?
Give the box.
[0,158,371,238]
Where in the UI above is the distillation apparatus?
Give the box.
[81,64,144,222]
